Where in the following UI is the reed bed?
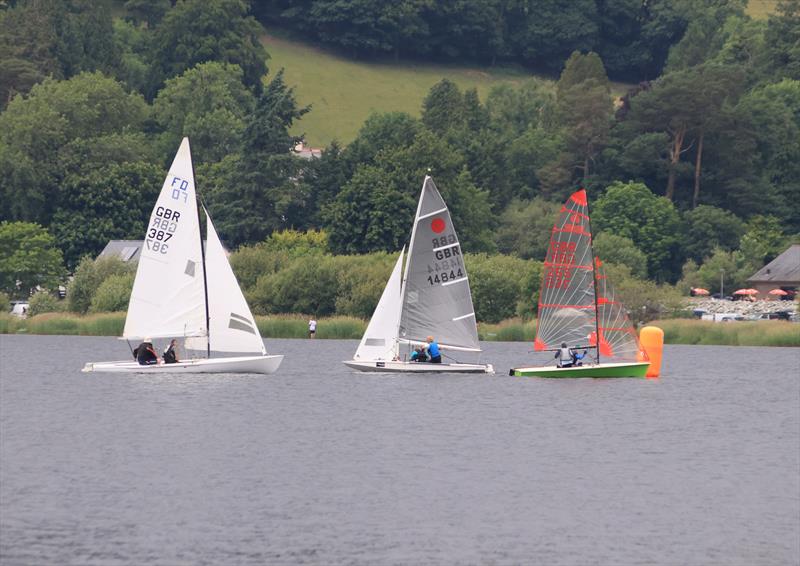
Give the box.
[0,314,24,333]
[3,312,797,347]
[19,312,126,336]
[255,315,366,339]
[478,318,537,342]
[652,319,800,347]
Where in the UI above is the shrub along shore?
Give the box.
[1,313,798,347]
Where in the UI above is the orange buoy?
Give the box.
[639,326,664,378]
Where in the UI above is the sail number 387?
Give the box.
[146,206,180,254]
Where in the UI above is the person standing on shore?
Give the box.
[308,317,317,339]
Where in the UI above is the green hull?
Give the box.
[511,362,650,378]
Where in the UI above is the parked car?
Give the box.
[757,311,792,321]
[702,313,745,322]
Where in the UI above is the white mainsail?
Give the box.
[354,249,404,361]
[123,138,206,340]
[398,176,480,352]
[200,211,266,354]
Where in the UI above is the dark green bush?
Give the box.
[466,253,541,323]
[28,290,66,316]
[89,273,134,313]
[68,256,136,313]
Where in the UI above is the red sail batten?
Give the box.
[553,226,591,237]
[543,262,593,269]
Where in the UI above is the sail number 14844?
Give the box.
[426,250,464,286]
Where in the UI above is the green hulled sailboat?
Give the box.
[510,189,650,378]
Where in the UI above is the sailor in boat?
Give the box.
[135,338,159,366]
[410,347,428,363]
[425,336,442,364]
[163,339,179,364]
[555,342,587,368]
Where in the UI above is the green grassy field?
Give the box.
[746,0,778,18]
[262,32,542,146]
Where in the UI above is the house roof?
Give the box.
[293,142,323,160]
[98,240,143,262]
[747,244,800,284]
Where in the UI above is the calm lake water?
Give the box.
[1,335,798,566]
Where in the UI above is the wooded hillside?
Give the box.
[1,0,798,316]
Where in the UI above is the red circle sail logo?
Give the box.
[431,218,445,233]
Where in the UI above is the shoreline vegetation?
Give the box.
[2,314,797,347]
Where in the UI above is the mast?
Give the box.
[585,189,602,365]
[397,176,428,352]
[193,164,211,358]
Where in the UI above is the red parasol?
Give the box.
[733,288,759,295]
[768,289,788,296]
[692,288,710,295]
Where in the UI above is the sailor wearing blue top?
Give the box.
[426,336,442,363]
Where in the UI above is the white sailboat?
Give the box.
[344,176,493,374]
[83,138,283,375]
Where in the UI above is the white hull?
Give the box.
[83,355,283,375]
[343,360,493,374]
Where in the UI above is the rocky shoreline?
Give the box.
[685,297,798,317]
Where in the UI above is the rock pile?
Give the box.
[685,297,798,317]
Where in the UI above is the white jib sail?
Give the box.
[123,137,207,340]
[198,211,267,355]
[354,249,405,360]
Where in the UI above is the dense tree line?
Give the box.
[253,0,733,81]
[49,230,681,325]
[0,0,798,308]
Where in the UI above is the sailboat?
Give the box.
[510,189,650,378]
[83,138,283,375]
[344,176,493,374]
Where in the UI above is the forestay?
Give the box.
[123,138,206,340]
[353,249,404,361]
[398,176,480,352]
